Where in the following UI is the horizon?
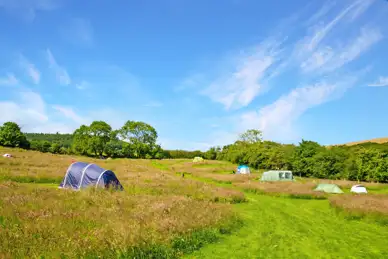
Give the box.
[1,0,388,151]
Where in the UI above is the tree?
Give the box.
[88,121,112,156]
[72,125,91,156]
[0,122,29,148]
[291,140,325,177]
[204,147,218,160]
[238,129,263,144]
[119,120,158,158]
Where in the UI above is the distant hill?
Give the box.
[339,137,388,146]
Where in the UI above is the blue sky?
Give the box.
[0,0,387,150]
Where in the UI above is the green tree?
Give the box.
[88,121,112,157]
[292,140,325,177]
[0,122,29,148]
[72,125,91,156]
[119,120,158,158]
[238,129,263,144]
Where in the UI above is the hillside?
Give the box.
[339,137,388,146]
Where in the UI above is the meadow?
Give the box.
[1,147,388,258]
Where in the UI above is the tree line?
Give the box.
[211,129,388,183]
[1,122,387,182]
[0,121,164,159]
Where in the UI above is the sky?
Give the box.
[0,0,387,151]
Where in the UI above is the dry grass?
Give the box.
[299,178,386,189]
[334,137,388,146]
[0,147,244,258]
[329,194,388,218]
[235,181,327,199]
[0,147,246,204]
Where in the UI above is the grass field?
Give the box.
[1,147,388,258]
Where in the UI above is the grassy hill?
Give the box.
[1,147,388,258]
[339,137,388,146]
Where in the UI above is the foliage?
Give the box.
[25,133,73,147]
[164,149,206,159]
[0,122,29,148]
[211,130,388,183]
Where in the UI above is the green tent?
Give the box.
[192,157,204,162]
[260,170,294,181]
[314,183,343,194]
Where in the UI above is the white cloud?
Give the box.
[0,90,49,131]
[300,0,373,53]
[0,73,18,86]
[368,76,388,87]
[238,76,359,142]
[52,105,87,125]
[0,90,77,133]
[201,41,282,110]
[19,55,41,84]
[60,18,93,46]
[46,49,71,85]
[0,0,61,21]
[188,0,382,145]
[301,26,382,73]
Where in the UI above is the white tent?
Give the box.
[350,184,367,194]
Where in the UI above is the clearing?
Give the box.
[1,147,388,258]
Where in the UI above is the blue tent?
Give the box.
[237,165,251,174]
[59,162,123,191]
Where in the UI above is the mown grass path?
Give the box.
[186,193,388,259]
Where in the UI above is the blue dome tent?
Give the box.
[59,162,123,191]
[237,165,251,174]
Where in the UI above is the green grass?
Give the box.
[185,193,388,259]
[2,147,388,258]
[150,160,170,171]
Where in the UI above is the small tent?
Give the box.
[350,184,367,194]
[260,170,294,181]
[59,162,123,191]
[193,157,204,162]
[314,183,343,194]
[237,165,251,174]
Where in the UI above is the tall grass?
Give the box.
[0,148,244,257]
[329,194,388,225]
[0,181,241,258]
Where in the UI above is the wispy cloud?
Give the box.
[0,73,18,86]
[60,18,94,46]
[46,49,71,85]
[19,54,40,84]
[201,41,283,110]
[368,76,388,87]
[174,74,205,92]
[144,101,163,108]
[194,0,381,143]
[299,0,373,53]
[52,105,86,124]
[238,76,360,142]
[75,80,90,90]
[0,0,61,21]
[301,26,382,73]
[0,90,49,131]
